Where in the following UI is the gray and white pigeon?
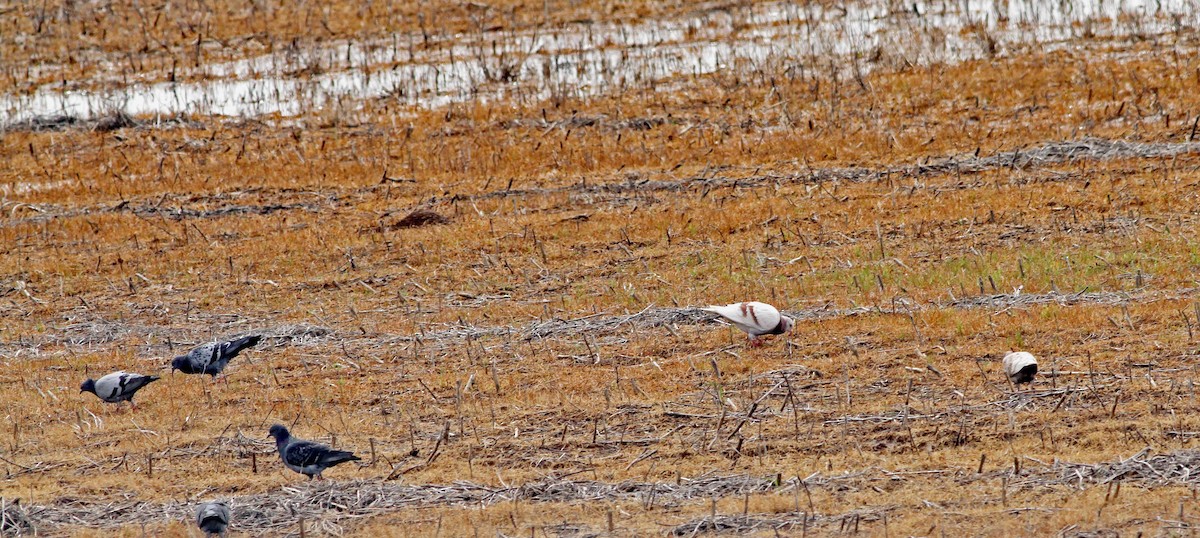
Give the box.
[702,302,795,346]
[1003,351,1039,386]
[171,335,262,380]
[80,371,160,409]
[195,501,230,537]
[268,424,361,480]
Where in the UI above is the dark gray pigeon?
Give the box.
[267,424,361,480]
[195,501,230,537]
[80,371,159,409]
[171,335,262,380]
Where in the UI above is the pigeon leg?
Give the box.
[748,337,764,348]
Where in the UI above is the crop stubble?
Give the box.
[4,1,1200,536]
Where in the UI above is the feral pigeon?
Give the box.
[1003,351,1039,385]
[268,424,361,480]
[195,501,230,537]
[171,335,262,380]
[702,302,795,346]
[80,371,159,409]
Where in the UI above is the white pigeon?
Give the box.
[702,301,795,346]
[1002,351,1038,386]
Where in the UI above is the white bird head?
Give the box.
[780,316,796,334]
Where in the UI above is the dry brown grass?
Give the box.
[4,1,1200,536]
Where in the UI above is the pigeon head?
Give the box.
[80,378,96,394]
[780,316,796,334]
[267,424,290,441]
[170,355,192,374]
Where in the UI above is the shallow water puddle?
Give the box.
[0,0,1195,125]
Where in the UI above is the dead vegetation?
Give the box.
[4,1,1200,537]
[388,209,450,230]
[10,446,1200,535]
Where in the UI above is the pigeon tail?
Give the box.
[131,375,161,392]
[319,449,362,466]
[225,334,262,356]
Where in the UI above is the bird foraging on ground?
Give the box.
[195,501,230,537]
[702,302,795,346]
[267,424,361,480]
[1003,351,1039,386]
[79,371,159,410]
[171,334,262,381]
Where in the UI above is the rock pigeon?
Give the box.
[268,424,361,480]
[1003,351,1039,386]
[195,501,230,537]
[702,302,795,346]
[171,335,262,380]
[80,371,159,409]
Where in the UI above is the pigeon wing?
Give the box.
[284,439,333,469]
[93,372,127,401]
[119,373,158,399]
[184,343,219,375]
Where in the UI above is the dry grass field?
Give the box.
[3,0,1200,536]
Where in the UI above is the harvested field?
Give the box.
[4,0,1200,536]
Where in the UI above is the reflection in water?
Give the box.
[1,0,1196,124]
